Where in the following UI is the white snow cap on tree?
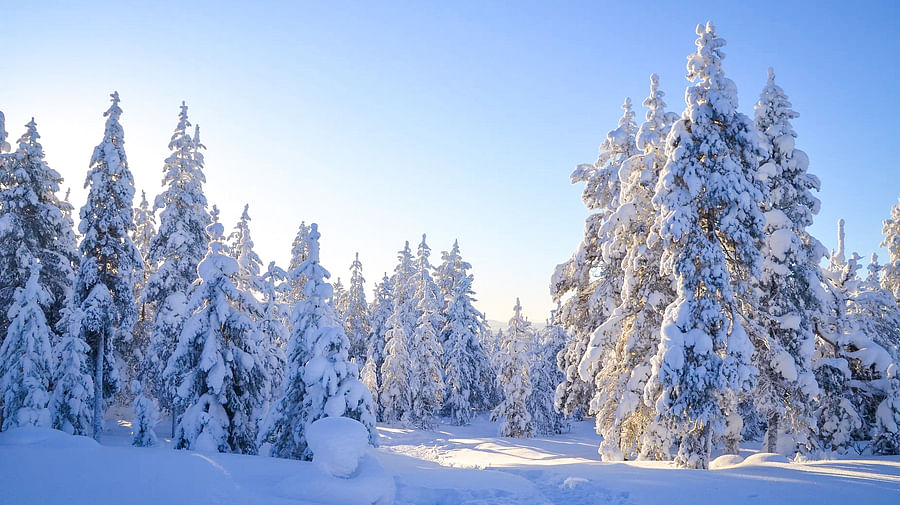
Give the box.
[0,260,54,430]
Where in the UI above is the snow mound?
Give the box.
[741,452,790,465]
[0,427,99,450]
[276,453,395,505]
[709,454,744,469]
[308,416,370,478]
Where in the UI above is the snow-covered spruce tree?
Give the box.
[0,119,78,349]
[283,222,311,306]
[492,299,534,438]
[437,240,497,417]
[367,273,393,406]
[131,379,159,447]
[380,242,416,424]
[752,68,825,455]
[228,204,264,296]
[552,96,638,420]
[645,23,764,469]
[530,319,568,436]
[0,111,8,153]
[576,74,678,461]
[260,224,376,459]
[332,277,348,323]
[258,261,288,405]
[344,253,371,365]
[167,208,266,454]
[144,103,210,432]
[0,261,53,430]
[409,235,445,429]
[883,198,900,304]
[74,92,143,441]
[50,324,94,435]
[130,191,157,383]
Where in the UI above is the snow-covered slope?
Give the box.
[2,416,900,505]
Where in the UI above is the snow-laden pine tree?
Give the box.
[529,318,568,436]
[144,103,210,432]
[367,273,393,409]
[228,204,264,296]
[0,261,53,430]
[0,111,8,153]
[883,198,900,304]
[752,68,824,455]
[409,235,445,429]
[130,191,157,383]
[332,277,348,323]
[380,243,416,424]
[492,299,534,438]
[167,208,266,454]
[0,119,78,349]
[258,262,288,405]
[74,92,143,441]
[551,97,638,420]
[576,74,678,461]
[344,253,371,365]
[260,224,376,459]
[645,23,763,468]
[50,325,94,435]
[283,222,311,306]
[438,241,495,423]
[131,380,158,447]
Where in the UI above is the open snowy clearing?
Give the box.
[3,415,900,505]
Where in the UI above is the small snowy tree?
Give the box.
[530,319,568,436]
[260,224,376,459]
[131,380,159,447]
[0,261,53,430]
[379,243,416,424]
[74,92,143,440]
[552,96,638,420]
[283,222,312,306]
[408,235,445,429]
[258,262,288,406]
[645,23,763,468]
[367,273,393,406]
[167,208,266,454]
[492,299,534,438]
[51,313,94,436]
[344,253,371,364]
[228,204,264,296]
[129,191,157,387]
[144,104,210,433]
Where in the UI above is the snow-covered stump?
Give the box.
[277,417,395,505]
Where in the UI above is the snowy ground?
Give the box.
[2,414,899,505]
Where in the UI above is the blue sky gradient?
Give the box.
[4,1,898,321]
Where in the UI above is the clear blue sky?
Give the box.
[4,1,898,321]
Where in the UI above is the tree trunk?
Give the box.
[93,331,104,442]
[766,413,778,453]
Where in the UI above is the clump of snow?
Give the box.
[709,454,744,469]
[560,476,589,489]
[741,453,790,465]
[307,416,370,478]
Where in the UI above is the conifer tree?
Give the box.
[74,92,143,441]
[409,235,445,429]
[0,119,78,348]
[577,74,678,460]
[167,208,266,454]
[131,380,159,447]
[552,96,638,419]
[344,253,371,364]
[228,204,264,296]
[492,299,534,438]
[529,320,568,436]
[646,23,763,468]
[130,191,156,382]
[260,224,376,459]
[332,277,348,322]
[284,222,312,306]
[0,261,53,430]
[380,243,416,424]
[367,273,393,402]
[883,198,900,304]
[144,103,210,432]
[50,327,94,435]
[752,68,824,455]
[258,262,288,405]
